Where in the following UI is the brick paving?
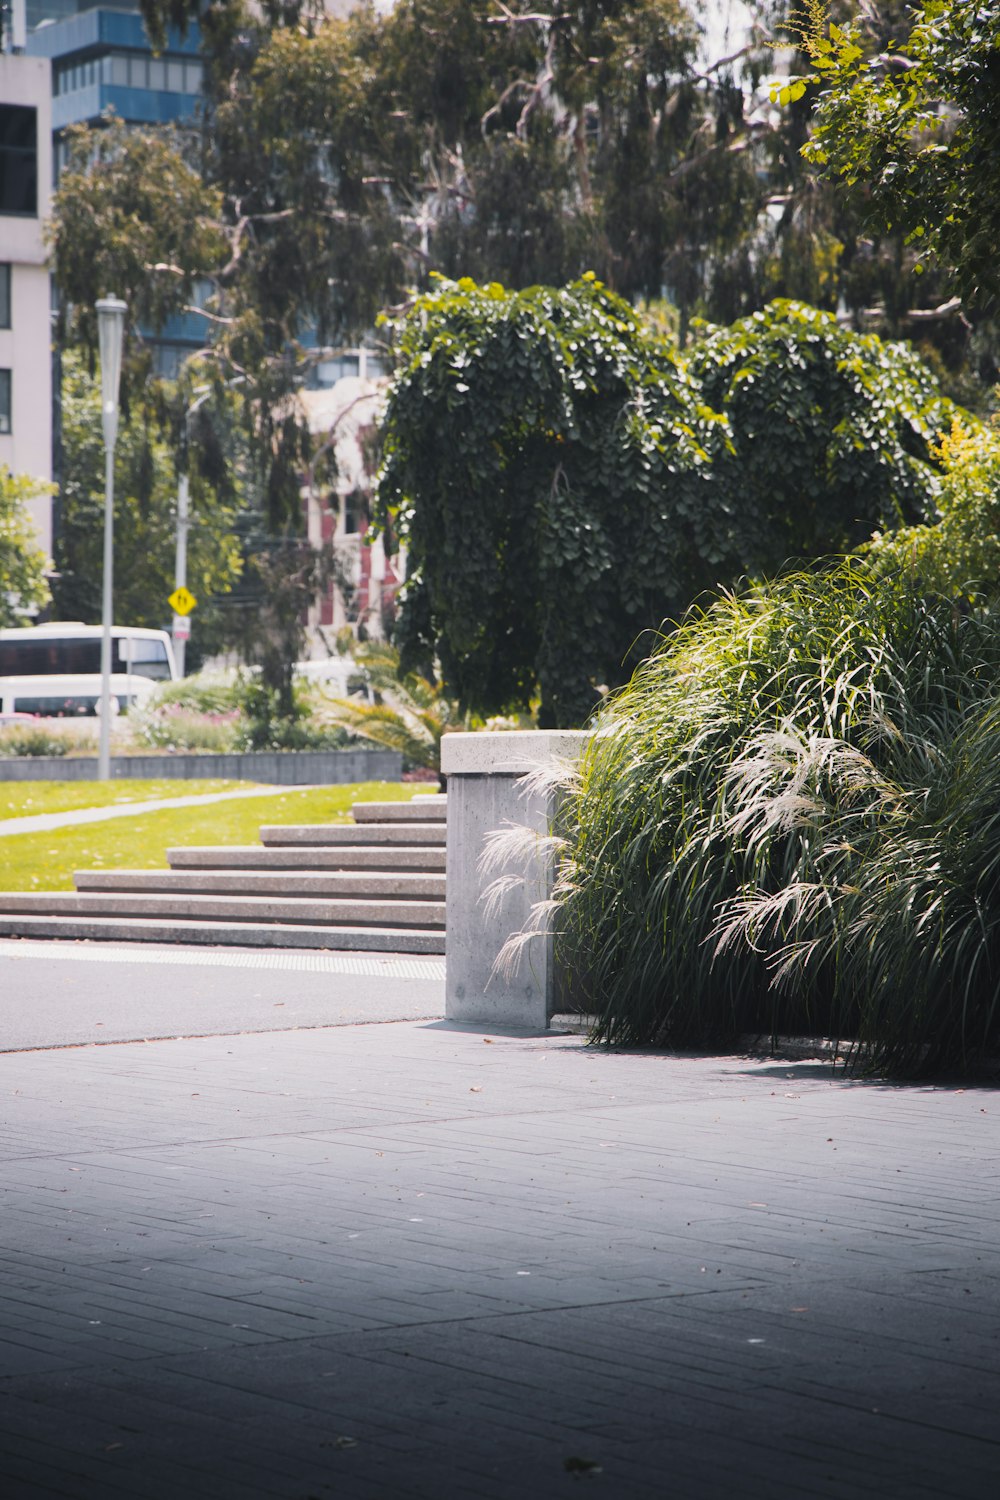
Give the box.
[1,994,998,1497]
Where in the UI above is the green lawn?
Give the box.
[0,781,436,892]
[1,778,250,820]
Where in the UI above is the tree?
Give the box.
[685,298,955,574]
[376,273,733,727]
[225,540,335,722]
[376,276,960,727]
[48,2,997,706]
[792,0,1000,314]
[48,117,224,374]
[61,4,1000,389]
[53,352,242,648]
[0,468,52,627]
[119,2,780,332]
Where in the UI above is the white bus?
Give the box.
[0,624,178,718]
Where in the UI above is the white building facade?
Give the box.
[0,45,53,556]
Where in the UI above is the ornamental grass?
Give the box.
[553,562,1000,1076]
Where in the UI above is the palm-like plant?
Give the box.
[316,641,466,782]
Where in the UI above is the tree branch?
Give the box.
[482,76,536,135]
[485,5,568,26]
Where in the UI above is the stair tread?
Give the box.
[75,870,445,897]
[353,797,446,823]
[260,824,446,847]
[0,891,445,927]
[0,795,451,955]
[0,914,446,953]
[168,846,446,871]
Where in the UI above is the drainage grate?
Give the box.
[0,940,445,981]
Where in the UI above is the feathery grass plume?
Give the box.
[553,561,1000,1074]
[479,757,580,986]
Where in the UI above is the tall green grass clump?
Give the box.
[555,561,1000,1075]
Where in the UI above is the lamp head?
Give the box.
[95,296,127,449]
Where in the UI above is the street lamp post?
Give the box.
[95,296,127,781]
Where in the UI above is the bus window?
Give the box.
[13,695,94,716]
[12,694,128,717]
[0,638,101,675]
[117,636,172,679]
[0,628,177,682]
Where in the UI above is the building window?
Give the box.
[343,492,366,535]
[0,264,10,329]
[0,105,38,216]
[0,369,12,435]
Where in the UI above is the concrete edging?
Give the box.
[0,748,404,784]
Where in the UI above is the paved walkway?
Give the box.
[0,940,445,1050]
[0,951,998,1498]
[0,786,322,839]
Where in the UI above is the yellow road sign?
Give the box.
[168,585,197,616]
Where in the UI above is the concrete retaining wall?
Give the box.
[0,749,403,785]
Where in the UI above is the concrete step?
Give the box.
[353,796,446,823]
[0,914,446,954]
[75,870,446,899]
[0,891,446,929]
[167,845,447,873]
[260,823,447,847]
[0,793,451,955]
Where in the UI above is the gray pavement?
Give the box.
[0,940,444,1050]
[0,944,999,1499]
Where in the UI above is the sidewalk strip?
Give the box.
[0,784,323,838]
[0,939,445,980]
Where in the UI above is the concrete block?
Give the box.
[441,731,588,1029]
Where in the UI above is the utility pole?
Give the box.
[172,471,190,677]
